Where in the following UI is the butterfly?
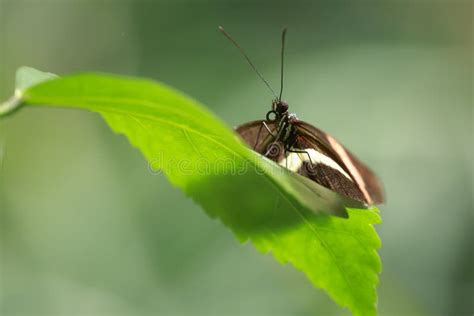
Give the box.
[220,26,385,208]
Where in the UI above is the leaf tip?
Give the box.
[15,66,58,91]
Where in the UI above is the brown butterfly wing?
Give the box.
[235,119,384,205]
[235,120,276,150]
[235,120,285,161]
[294,121,385,205]
[235,120,365,217]
[291,154,368,204]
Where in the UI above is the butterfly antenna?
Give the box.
[219,26,277,99]
[279,28,287,101]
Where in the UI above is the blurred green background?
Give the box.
[0,1,472,315]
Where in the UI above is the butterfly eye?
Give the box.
[266,110,278,122]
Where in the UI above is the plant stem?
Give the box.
[0,90,23,117]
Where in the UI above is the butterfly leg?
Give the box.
[254,121,276,150]
[285,147,314,166]
[263,121,276,137]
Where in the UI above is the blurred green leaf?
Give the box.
[1,67,381,316]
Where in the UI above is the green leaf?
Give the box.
[0,68,381,315]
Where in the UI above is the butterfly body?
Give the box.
[236,100,384,205]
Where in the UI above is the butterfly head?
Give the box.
[272,99,289,114]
